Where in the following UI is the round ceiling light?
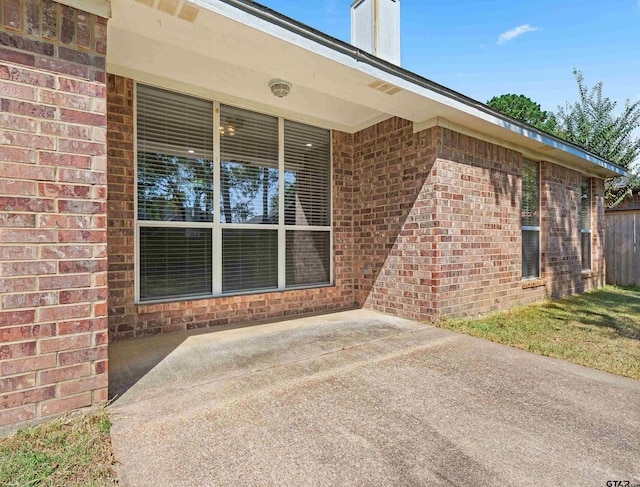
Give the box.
[269,79,291,98]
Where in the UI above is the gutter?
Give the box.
[216,0,626,177]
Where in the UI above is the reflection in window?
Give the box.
[521,160,540,279]
[220,105,279,224]
[284,120,331,226]
[581,177,592,271]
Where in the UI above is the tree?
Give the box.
[555,70,640,207]
[555,69,640,171]
[487,93,557,133]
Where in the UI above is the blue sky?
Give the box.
[258,0,640,115]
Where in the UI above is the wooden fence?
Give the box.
[605,209,640,286]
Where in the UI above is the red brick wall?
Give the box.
[0,0,108,428]
[107,101,606,338]
[432,128,546,317]
[543,164,605,297]
[107,76,354,340]
[351,121,605,320]
[351,118,438,320]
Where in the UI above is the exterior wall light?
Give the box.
[269,79,291,98]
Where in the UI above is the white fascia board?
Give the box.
[415,117,618,179]
[190,0,625,177]
[55,0,111,18]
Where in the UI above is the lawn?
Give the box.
[0,411,118,486]
[438,285,640,380]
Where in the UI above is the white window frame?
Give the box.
[521,159,541,280]
[580,177,592,272]
[134,83,334,304]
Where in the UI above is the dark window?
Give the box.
[521,160,540,279]
[140,227,212,301]
[581,178,592,271]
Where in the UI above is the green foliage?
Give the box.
[555,69,640,170]
[487,93,557,133]
[488,70,640,208]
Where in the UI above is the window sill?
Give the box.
[581,270,596,279]
[521,278,546,289]
[136,283,336,307]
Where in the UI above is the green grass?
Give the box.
[0,411,118,486]
[438,285,640,380]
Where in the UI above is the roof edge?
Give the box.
[213,0,626,177]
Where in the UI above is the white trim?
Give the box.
[278,117,286,289]
[108,65,349,133]
[138,220,215,228]
[188,0,623,177]
[213,101,222,295]
[414,117,612,180]
[329,130,335,285]
[220,223,279,230]
[133,82,140,304]
[133,81,334,304]
[521,160,542,280]
[55,0,111,18]
[581,177,593,271]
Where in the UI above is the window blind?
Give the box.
[222,229,278,293]
[136,84,332,302]
[521,160,540,279]
[220,105,279,224]
[139,227,212,301]
[137,84,214,222]
[284,120,331,227]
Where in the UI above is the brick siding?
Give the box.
[351,118,439,320]
[351,122,605,320]
[107,75,354,340]
[0,0,107,428]
[0,5,607,428]
[106,92,606,338]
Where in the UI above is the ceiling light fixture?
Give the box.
[306,143,313,147]
[269,79,291,98]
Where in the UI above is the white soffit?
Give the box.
[56,0,111,18]
[107,0,624,177]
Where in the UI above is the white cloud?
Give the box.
[497,24,539,45]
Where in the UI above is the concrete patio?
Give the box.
[108,309,640,486]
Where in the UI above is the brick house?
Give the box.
[0,0,624,428]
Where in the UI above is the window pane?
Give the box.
[284,120,331,226]
[521,160,539,227]
[137,85,214,222]
[222,229,278,293]
[220,105,279,224]
[580,178,591,230]
[522,230,540,279]
[286,231,330,287]
[582,232,592,271]
[140,227,212,301]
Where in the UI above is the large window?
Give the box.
[136,84,332,302]
[580,177,592,271]
[521,160,540,280]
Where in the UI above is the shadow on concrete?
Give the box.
[108,308,421,405]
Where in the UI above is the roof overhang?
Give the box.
[107,0,625,179]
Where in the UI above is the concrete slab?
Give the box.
[109,310,640,486]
